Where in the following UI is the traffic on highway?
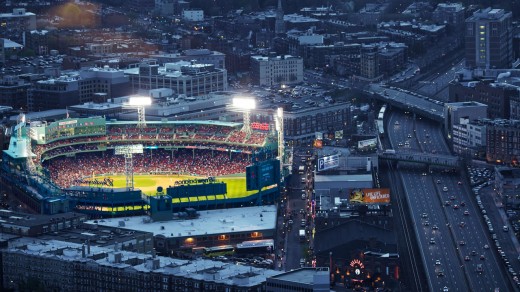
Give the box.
[386,110,511,291]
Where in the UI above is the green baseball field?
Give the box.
[94,174,257,202]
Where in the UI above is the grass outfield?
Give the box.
[93,174,258,201]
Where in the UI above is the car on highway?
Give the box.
[471,250,477,256]
[476,264,483,274]
[503,226,509,232]
[430,238,435,244]
[443,187,448,192]
[432,225,439,230]
[464,210,470,216]
[460,201,466,207]
[484,244,489,249]
[407,134,412,138]
[453,204,459,209]
[445,201,451,206]
[459,241,466,246]
[435,260,441,265]
[465,256,470,261]
[480,255,485,260]
[450,196,456,201]
[459,222,465,228]
[424,221,430,226]
[421,213,428,218]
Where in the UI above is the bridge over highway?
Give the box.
[365,84,444,122]
[379,151,462,169]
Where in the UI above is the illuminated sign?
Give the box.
[349,188,390,204]
[357,138,377,149]
[313,139,323,148]
[251,122,270,131]
[74,177,114,187]
[58,120,78,126]
[174,177,216,186]
[350,259,364,268]
[317,154,339,171]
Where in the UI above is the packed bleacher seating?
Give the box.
[44,149,250,188]
[227,130,247,144]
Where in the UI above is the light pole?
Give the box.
[275,107,284,182]
[232,97,256,135]
[126,96,152,128]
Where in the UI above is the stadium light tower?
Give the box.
[275,107,284,182]
[127,96,152,128]
[115,144,143,190]
[232,97,256,135]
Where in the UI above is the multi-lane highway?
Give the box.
[387,110,511,291]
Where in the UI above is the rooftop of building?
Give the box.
[0,9,36,17]
[467,7,511,21]
[435,2,464,12]
[86,205,277,238]
[496,166,520,179]
[0,210,87,228]
[314,174,373,183]
[445,101,488,108]
[268,267,329,284]
[482,119,520,129]
[4,237,282,287]
[283,13,319,23]
[8,109,68,122]
[149,49,224,58]
[37,222,152,248]
[1,38,23,49]
[251,55,301,62]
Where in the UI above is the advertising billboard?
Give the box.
[317,154,340,171]
[357,138,377,149]
[349,188,390,204]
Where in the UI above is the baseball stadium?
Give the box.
[1,116,283,216]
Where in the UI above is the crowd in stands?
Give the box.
[227,131,247,143]
[44,149,251,188]
[34,126,268,162]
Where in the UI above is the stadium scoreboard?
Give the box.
[167,183,227,198]
[246,159,281,190]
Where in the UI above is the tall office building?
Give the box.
[465,8,513,69]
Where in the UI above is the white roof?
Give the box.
[6,237,282,287]
[88,205,277,238]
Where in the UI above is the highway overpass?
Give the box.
[379,151,462,169]
[365,84,444,123]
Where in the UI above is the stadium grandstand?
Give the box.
[1,117,281,216]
